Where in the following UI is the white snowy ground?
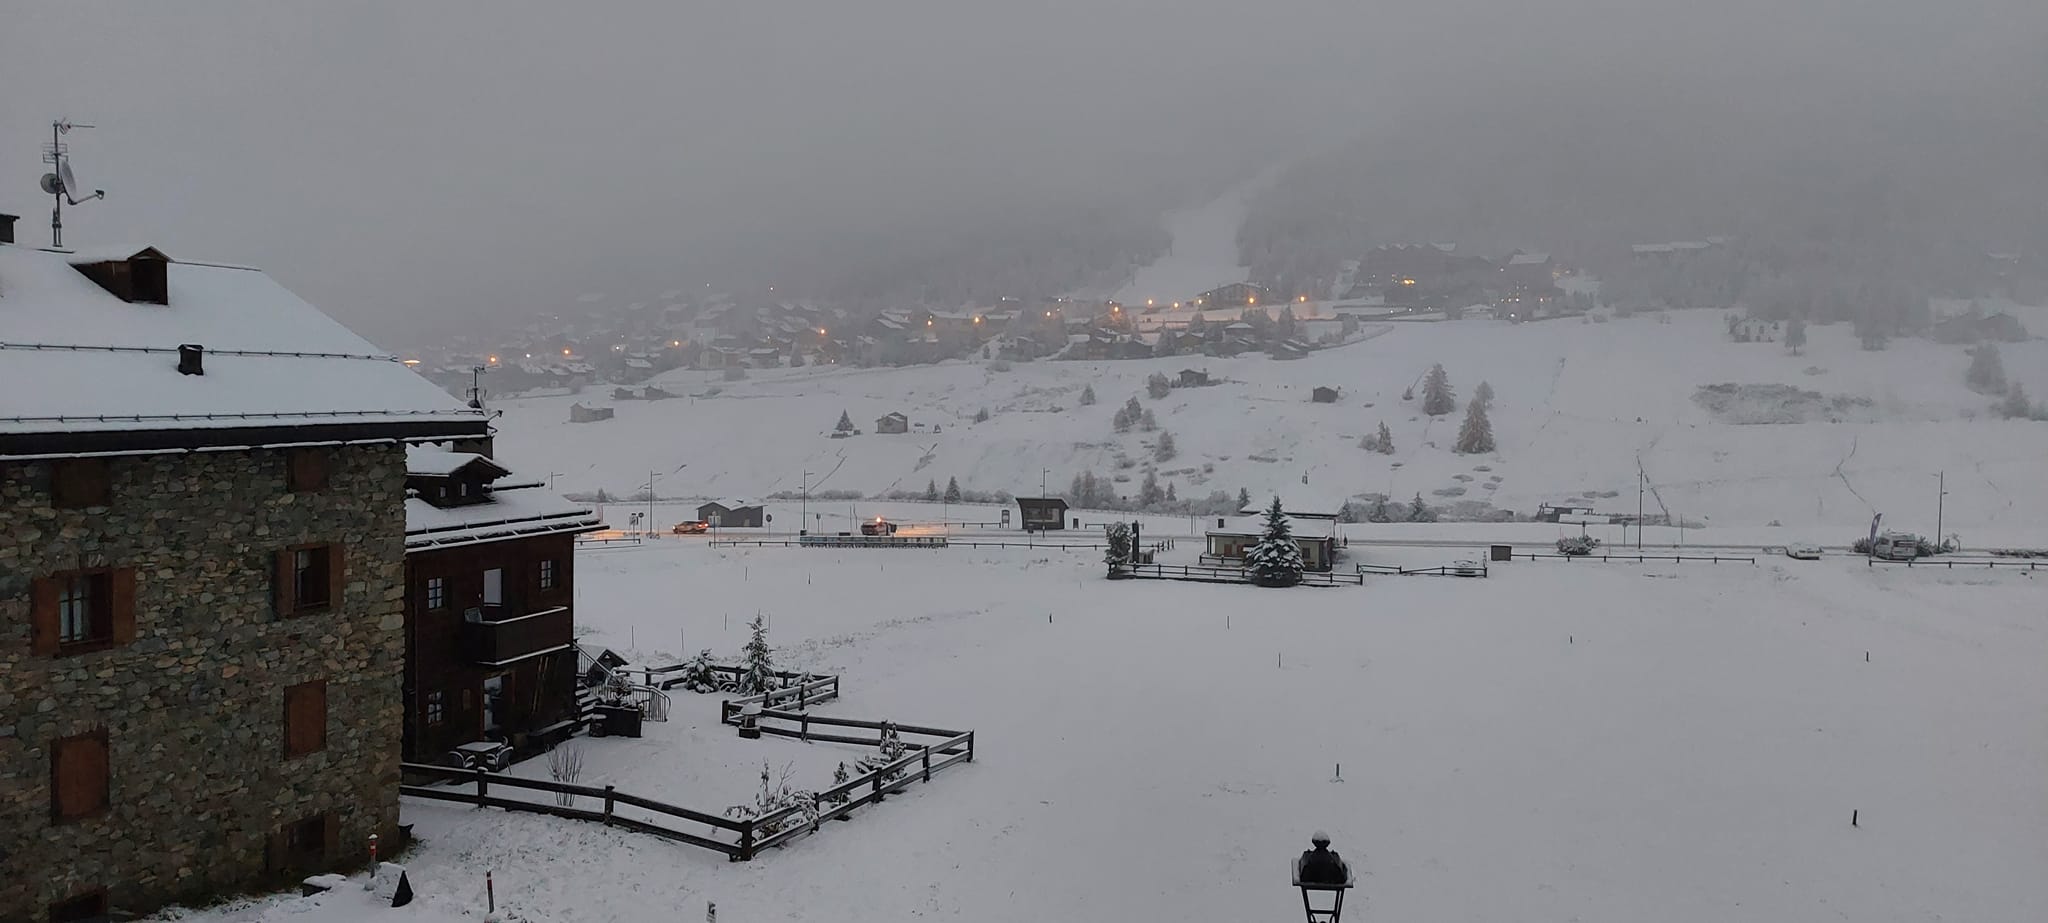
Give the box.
[496,308,2048,542]
[162,541,2046,923]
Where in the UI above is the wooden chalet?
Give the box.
[1016,497,1069,531]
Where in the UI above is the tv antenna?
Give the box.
[42,119,107,248]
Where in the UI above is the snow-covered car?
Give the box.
[1784,543,1823,560]
[671,520,709,534]
[1450,560,1486,577]
[860,518,899,536]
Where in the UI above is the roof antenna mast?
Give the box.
[41,119,107,248]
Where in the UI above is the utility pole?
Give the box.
[645,470,661,536]
[800,470,811,536]
[1637,470,1645,550]
[1040,468,1050,498]
[548,472,562,491]
[1934,470,1947,549]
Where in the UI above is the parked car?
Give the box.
[1450,560,1486,577]
[672,520,709,534]
[860,518,899,536]
[1784,543,1823,560]
[1870,532,1921,561]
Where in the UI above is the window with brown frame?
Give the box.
[50,458,111,509]
[50,731,110,823]
[284,681,328,758]
[538,559,557,591]
[274,544,343,617]
[286,448,330,492]
[426,690,446,727]
[425,576,447,611]
[30,568,135,657]
[47,888,109,923]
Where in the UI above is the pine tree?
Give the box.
[1070,473,1087,502]
[1080,384,1097,406]
[1245,497,1304,587]
[1104,521,1135,574]
[1276,305,1298,339]
[1147,372,1171,399]
[1421,364,1456,416]
[924,479,939,501]
[1140,408,1158,431]
[944,476,962,503]
[1784,318,1807,355]
[835,410,854,433]
[974,407,990,423]
[1165,481,1178,504]
[1376,421,1394,455]
[1407,494,1436,522]
[1237,487,1252,510]
[1474,380,1494,410]
[741,614,775,694]
[1455,396,1496,454]
[1154,430,1177,462]
[1366,498,1392,523]
[2000,381,2032,419]
[1139,470,1162,506]
[1967,344,2008,394]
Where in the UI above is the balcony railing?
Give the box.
[460,605,572,666]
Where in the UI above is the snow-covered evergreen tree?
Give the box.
[974,407,991,423]
[835,410,855,433]
[1154,430,1177,462]
[741,614,776,694]
[1104,521,1135,574]
[1140,408,1158,431]
[1999,381,2033,419]
[1455,396,1496,454]
[1165,481,1178,504]
[1237,487,1252,509]
[924,479,940,501]
[1474,380,1494,410]
[1366,498,1392,523]
[1146,373,1171,399]
[1245,497,1304,587]
[1080,384,1097,405]
[1407,494,1436,522]
[944,476,962,503]
[1784,318,1807,355]
[1138,470,1162,507]
[1421,364,1456,416]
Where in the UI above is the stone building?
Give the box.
[0,235,489,921]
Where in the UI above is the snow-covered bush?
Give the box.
[854,722,909,785]
[1104,521,1135,574]
[1556,535,1601,556]
[1422,364,1456,416]
[1146,372,1171,399]
[726,763,820,836]
[671,648,733,694]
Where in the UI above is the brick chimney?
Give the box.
[0,213,17,245]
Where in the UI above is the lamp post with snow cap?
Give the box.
[1292,830,1355,923]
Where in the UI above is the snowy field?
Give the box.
[163,541,2047,922]
[496,308,2048,545]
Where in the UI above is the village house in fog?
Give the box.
[0,221,490,920]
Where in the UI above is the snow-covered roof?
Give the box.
[0,243,486,455]
[1208,515,1338,541]
[1507,252,1551,265]
[405,447,510,479]
[405,482,602,550]
[702,497,759,510]
[1631,244,1674,254]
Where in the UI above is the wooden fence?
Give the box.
[399,711,973,861]
[710,537,1163,552]
[1112,563,1366,586]
[1512,552,1755,564]
[1867,557,2046,570]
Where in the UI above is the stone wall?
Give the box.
[0,444,408,921]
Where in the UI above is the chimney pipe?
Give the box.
[0,213,17,245]
[177,344,204,376]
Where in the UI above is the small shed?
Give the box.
[1016,497,1069,531]
[1178,368,1210,387]
[569,403,615,423]
[1311,386,1340,403]
[876,412,910,434]
[698,499,766,528]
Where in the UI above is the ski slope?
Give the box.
[157,543,2048,922]
[495,309,2048,545]
[1105,167,1276,305]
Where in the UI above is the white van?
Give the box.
[1871,532,1921,561]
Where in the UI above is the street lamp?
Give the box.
[1934,471,1947,549]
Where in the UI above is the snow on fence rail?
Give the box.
[709,537,1131,551]
[1865,557,2046,570]
[400,708,974,861]
[1112,563,1369,586]
[1512,552,1756,564]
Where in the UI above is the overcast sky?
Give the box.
[4,1,2042,343]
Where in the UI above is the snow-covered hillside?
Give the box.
[495,309,2048,542]
[1101,166,1278,305]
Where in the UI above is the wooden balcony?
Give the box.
[460,605,572,666]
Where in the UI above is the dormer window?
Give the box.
[72,248,171,305]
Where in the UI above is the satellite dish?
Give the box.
[58,160,79,197]
[40,173,62,195]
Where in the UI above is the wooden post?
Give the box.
[966,731,975,763]
[603,785,616,825]
[922,747,932,783]
[739,820,755,861]
[801,713,810,742]
[475,767,488,805]
[873,772,885,803]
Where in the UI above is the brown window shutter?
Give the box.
[30,576,60,656]
[327,543,346,610]
[274,550,294,617]
[51,731,110,821]
[322,811,342,864]
[285,681,328,757]
[110,568,138,645]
